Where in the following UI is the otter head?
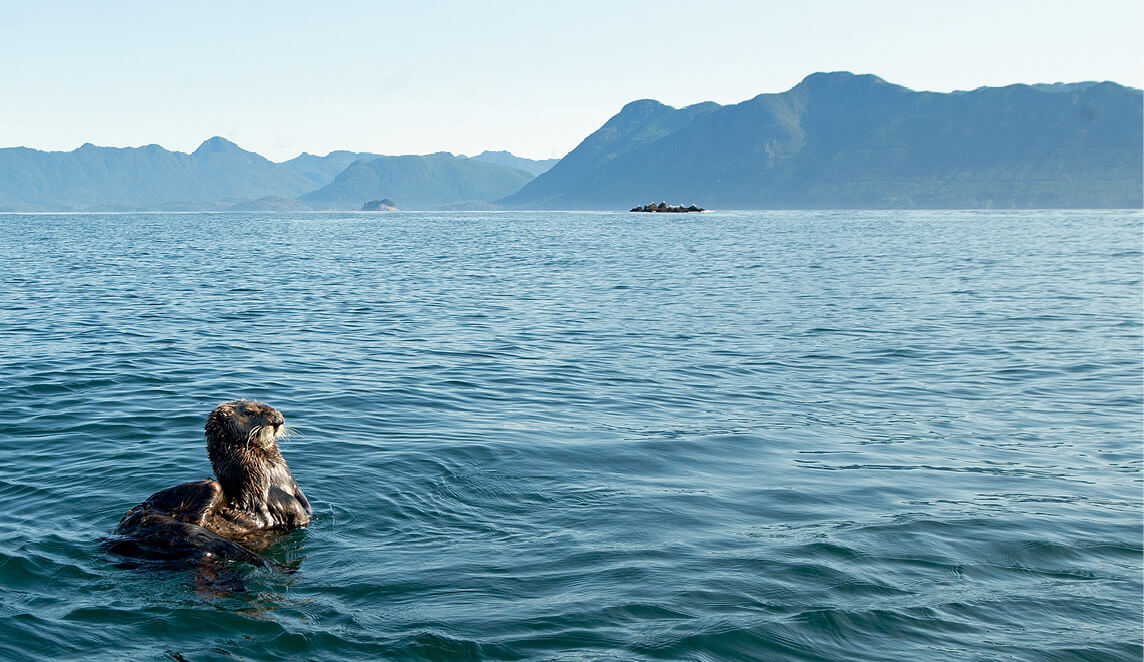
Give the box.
[205,399,285,453]
[205,399,288,488]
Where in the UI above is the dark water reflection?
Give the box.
[0,210,1140,660]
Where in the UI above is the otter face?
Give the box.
[205,399,286,450]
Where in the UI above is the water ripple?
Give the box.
[0,210,1140,660]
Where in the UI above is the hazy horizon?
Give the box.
[2,0,1142,161]
[3,73,1139,166]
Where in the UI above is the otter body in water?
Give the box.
[110,400,311,566]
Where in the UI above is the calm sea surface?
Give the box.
[0,210,1140,661]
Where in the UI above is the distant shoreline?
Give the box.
[3,208,1141,214]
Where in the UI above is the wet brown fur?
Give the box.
[110,400,311,565]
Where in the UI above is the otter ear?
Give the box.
[205,403,231,433]
[211,403,235,418]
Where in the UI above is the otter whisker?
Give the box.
[246,425,263,449]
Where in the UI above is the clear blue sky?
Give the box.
[1,0,1140,162]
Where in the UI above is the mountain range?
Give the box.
[503,72,1142,209]
[0,137,314,210]
[0,140,550,211]
[0,72,1139,211]
[466,150,559,177]
[299,152,535,210]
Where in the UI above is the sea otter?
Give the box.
[108,400,311,566]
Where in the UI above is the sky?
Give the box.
[0,0,1140,162]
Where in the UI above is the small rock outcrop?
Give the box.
[361,199,398,211]
[630,201,705,213]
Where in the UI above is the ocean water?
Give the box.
[0,210,1140,661]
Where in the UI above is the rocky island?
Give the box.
[361,198,398,211]
[630,202,705,213]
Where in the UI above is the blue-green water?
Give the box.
[0,210,1140,661]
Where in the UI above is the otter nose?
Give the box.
[271,411,285,428]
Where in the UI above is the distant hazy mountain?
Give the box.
[225,196,313,212]
[280,150,383,187]
[3,75,1138,211]
[502,72,1143,209]
[0,137,315,210]
[299,152,535,210]
[0,140,544,211]
[469,150,559,177]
